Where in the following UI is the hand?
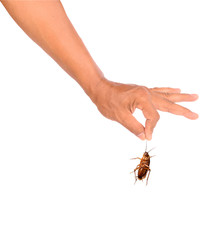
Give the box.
[0,2,198,140]
[91,78,199,140]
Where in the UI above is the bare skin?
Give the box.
[0,0,198,140]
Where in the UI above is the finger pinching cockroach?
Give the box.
[131,141,154,185]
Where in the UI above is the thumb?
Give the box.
[120,113,146,140]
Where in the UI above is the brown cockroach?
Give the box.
[131,145,154,185]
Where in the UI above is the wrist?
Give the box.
[86,76,112,104]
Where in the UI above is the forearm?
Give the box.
[1,0,198,140]
[1,0,104,98]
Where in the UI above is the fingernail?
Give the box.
[192,113,199,119]
[137,132,146,140]
[191,94,199,99]
[187,112,199,119]
[146,134,152,141]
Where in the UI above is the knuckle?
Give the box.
[148,111,160,123]
[166,101,175,112]
[135,87,151,104]
[155,112,160,121]
[185,108,192,115]
[151,87,160,92]
[136,86,149,95]
[163,92,170,97]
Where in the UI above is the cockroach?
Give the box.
[131,143,154,185]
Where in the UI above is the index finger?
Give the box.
[137,101,160,140]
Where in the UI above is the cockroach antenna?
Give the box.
[145,140,148,152]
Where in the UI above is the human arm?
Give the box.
[1,0,198,140]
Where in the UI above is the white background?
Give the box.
[0,0,219,239]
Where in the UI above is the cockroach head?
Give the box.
[144,151,149,157]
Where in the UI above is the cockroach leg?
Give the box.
[130,157,142,160]
[130,165,140,174]
[146,169,151,185]
[134,171,138,184]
